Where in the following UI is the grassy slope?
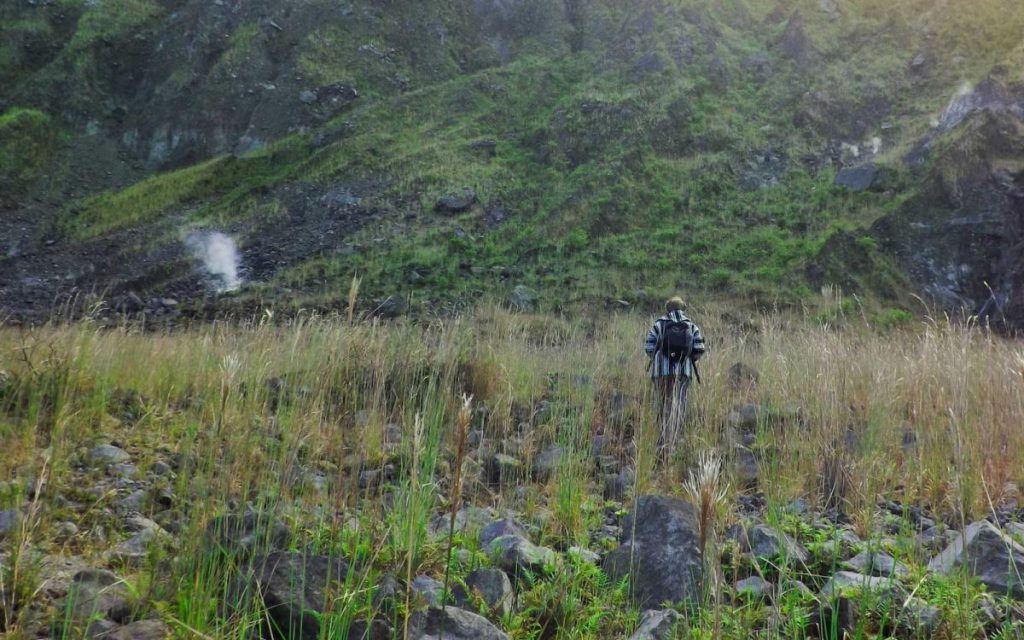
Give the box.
[5,0,1024,314]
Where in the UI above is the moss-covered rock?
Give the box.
[0,108,60,198]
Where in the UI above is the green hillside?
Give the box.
[2,0,1023,320]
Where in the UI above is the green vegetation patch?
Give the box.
[67,0,163,50]
[0,17,54,82]
[63,138,308,238]
[0,108,60,197]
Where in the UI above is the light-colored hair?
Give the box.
[666,296,685,313]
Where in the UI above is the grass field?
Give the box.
[1,303,1023,638]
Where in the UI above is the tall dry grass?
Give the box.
[2,307,1022,529]
[0,305,1021,637]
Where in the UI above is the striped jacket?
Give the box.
[644,310,706,379]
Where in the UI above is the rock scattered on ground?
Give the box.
[834,163,881,191]
[411,575,445,607]
[435,188,477,214]
[0,509,19,539]
[479,517,529,547]
[730,522,810,565]
[843,549,910,578]
[61,569,133,630]
[248,551,351,640]
[417,605,509,640]
[429,506,497,538]
[735,575,772,601]
[508,286,537,312]
[928,520,1024,597]
[108,619,172,640]
[204,511,292,559]
[629,608,682,640]
[489,534,559,575]
[87,444,131,467]
[603,495,704,609]
[454,568,514,616]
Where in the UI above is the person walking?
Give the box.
[644,296,706,453]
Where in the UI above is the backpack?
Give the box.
[658,319,694,365]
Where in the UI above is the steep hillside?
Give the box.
[2,0,1024,324]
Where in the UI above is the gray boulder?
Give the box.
[412,575,445,607]
[110,526,171,566]
[36,555,91,600]
[455,568,513,616]
[108,620,171,640]
[488,535,558,575]
[204,512,291,560]
[125,515,162,533]
[47,520,77,546]
[61,569,132,629]
[835,163,880,191]
[85,619,120,638]
[733,445,759,490]
[820,571,903,599]
[429,506,496,538]
[843,550,910,579]
[532,444,563,481]
[87,444,131,467]
[928,520,1024,597]
[917,524,954,554]
[109,463,137,479]
[115,489,148,512]
[819,571,902,637]
[820,571,939,637]
[417,605,508,639]
[603,495,704,608]
[373,296,407,319]
[0,509,19,539]
[249,551,351,640]
[435,189,477,214]
[568,545,600,565]
[734,524,810,565]
[486,454,523,485]
[508,286,537,312]
[629,609,681,640]
[726,404,761,432]
[899,597,942,635]
[479,518,528,547]
[348,618,392,639]
[817,528,862,560]
[735,575,772,601]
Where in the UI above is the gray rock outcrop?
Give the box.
[603,495,704,608]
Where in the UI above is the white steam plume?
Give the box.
[186,231,242,292]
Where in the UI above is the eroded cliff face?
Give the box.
[871,80,1024,326]
[2,0,549,175]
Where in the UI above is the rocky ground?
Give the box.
[4,397,1024,639]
